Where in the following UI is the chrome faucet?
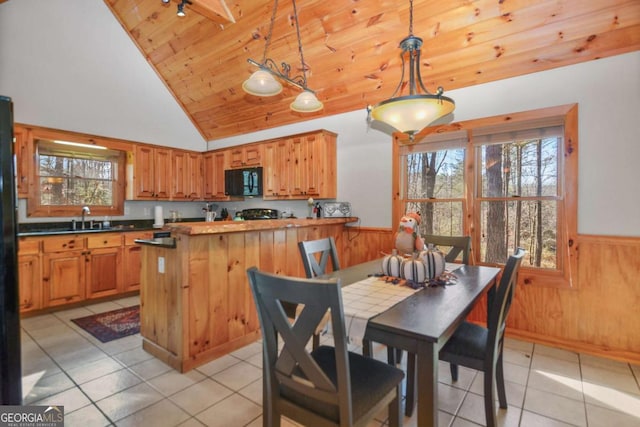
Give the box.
[81,206,91,230]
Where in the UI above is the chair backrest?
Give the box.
[423,234,471,264]
[486,247,525,363]
[298,237,341,278]
[246,267,354,424]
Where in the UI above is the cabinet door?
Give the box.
[203,152,215,199]
[229,145,262,168]
[186,152,203,199]
[123,245,143,291]
[14,126,32,198]
[289,136,307,196]
[154,147,172,199]
[18,254,41,313]
[86,247,122,299]
[302,133,321,196]
[43,251,85,307]
[171,150,188,199]
[122,232,152,292]
[213,151,229,199]
[134,145,155,199]
[263,140,290,197]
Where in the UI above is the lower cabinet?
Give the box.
[86,247,122,299]
[42,250,86,307]
[22,231,151,312]
[18,254,41,313]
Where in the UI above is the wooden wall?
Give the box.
[341,227,640,363]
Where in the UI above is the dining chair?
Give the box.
[298,236,341,278]
[247,267,404,427]
[298,237,341,349]
[423,234,471,264]
[404,247,525,426]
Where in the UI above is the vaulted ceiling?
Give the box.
[105,0,640,141]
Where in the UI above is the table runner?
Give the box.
[297,263,462,345]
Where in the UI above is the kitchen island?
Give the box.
[137,217,357,372]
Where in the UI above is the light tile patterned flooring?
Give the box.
[20,296,640,426]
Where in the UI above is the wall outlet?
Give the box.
[143,207,151,216]
[158,256,165,274]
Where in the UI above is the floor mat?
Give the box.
[71,305,140,343]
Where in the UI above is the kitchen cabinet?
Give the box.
[263,129,337,200]
[203,150,229,200]
[122,231,153,292]
[42,235,86,307]
[20,231,148,313]
[172,150,203,200]
[263,139,290,197]
[229,144,262,168]
[14,125,33,198]
[18,238,41,313]
[85,234,123,299]
[133,145,172,199]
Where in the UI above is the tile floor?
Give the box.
[20,296,640,426]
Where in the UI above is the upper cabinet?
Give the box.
[171,150,203,200]
[203,150,229,200]
[263,130,337,200]
[229,144,262,168]
[132,145,172,200]
[14,125,32,198]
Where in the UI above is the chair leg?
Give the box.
[483,368,497,427]
[395,348,403,365]
[496,350,508,408]
[404,352,416,417]
[388,385,402,427]
[450,363,459,382]
[362,339,373,357]
[312,332,320,350]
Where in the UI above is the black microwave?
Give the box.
[224,167,263,197]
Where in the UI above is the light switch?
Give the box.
[158,256,165,274]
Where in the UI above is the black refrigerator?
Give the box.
[0,95,22,404]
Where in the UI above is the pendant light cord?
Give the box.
[292,0,308,84]
[261,0,279,64]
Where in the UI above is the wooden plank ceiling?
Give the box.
[105,0,640,141]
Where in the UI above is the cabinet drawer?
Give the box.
[42,236,84,252]
[87,233,123,249]
[19,238,40,255]
[124,231,153,246]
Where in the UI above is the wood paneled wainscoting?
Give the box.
[340,228,640,364]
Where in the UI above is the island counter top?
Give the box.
[164,217,358,235]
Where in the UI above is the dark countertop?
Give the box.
[16,218,207,237]
[134,237,177,248]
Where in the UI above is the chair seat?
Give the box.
[281,346,405,422]
[440,322,488,362]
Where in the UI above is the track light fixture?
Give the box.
[176,0,191,17]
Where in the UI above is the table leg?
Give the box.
[417,342,438,427]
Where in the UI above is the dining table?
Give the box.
[322,259,501,427]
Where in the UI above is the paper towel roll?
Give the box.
[153,205,164,228]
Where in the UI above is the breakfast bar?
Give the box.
[136,217,357,372]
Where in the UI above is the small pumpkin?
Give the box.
[418,244,446,280]
[381,249,403,277]
[400,254,430,283]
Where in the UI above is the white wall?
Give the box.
[0,0,205,151]
[210,52,640,236]
[2,1,638,236]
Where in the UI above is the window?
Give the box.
[28,139,126,217]
[394,105,578,287]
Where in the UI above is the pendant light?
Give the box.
[368,0,454,141]
[243,0,323,112]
